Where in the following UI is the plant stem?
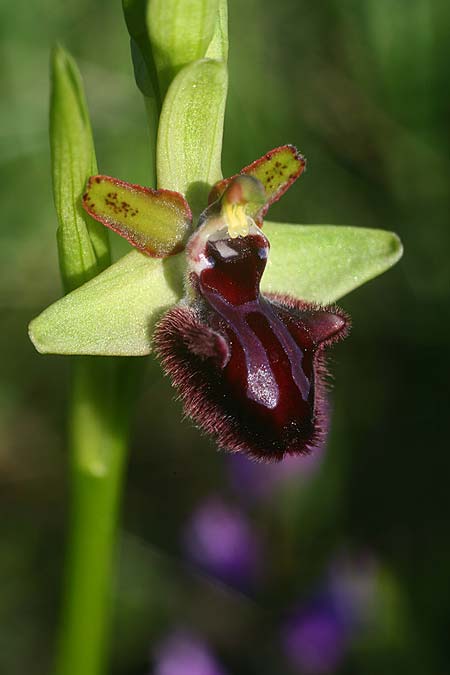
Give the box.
[54,357,135,675]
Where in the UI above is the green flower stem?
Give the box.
[45,5,231,673]
[55,357,136,675]
[49,45,137,675]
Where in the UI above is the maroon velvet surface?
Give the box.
[154,232,349,461]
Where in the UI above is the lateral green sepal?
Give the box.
[29,251,185,356]
[28,223,402,357]
[262,222,403,303]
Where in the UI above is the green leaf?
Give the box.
[29,251,185,356]
[157,58,228,217]
[261,223,403,303]
[28,224,402,357]
[147,0,220,95]
[50,45,110,293]
[82,175,192,257]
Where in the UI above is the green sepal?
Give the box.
[147,0,220,95]
[82,175,192,258]
[50,45,110,293]
[29,251,185,356]
[156,58,228,217]
[28,224,402,357]
[262,222,403,303]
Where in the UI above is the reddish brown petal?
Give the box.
[82,175,192,258]
[208,145,306,224]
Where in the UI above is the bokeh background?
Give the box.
[1,0,449,673]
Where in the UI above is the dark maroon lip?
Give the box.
[154,230,349,462]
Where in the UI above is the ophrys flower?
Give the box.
[82,146,349,461]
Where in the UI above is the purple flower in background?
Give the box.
[282,594,347,674]
[153,631,227,675]
[281,555,376,673]
[182,496,260,589]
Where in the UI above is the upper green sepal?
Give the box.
[156,58,228,217]
[82,175,192,258]
[28,223,402,357]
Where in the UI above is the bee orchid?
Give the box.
[82,146,349,461]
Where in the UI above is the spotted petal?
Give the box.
[209,145,306,222]
[82,175,192,258]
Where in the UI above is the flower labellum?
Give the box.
[82,146,350,462]
[155,176,349,461]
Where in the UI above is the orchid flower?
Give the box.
[29,17,402,463]
[36,143,384,462]
[80,145,350,461]
[33,6,404,674]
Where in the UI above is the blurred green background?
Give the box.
[1,0,449,673]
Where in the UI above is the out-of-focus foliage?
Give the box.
[1,0,449,673]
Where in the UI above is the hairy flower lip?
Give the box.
[154,294,349,462]
[154,219,350,462]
